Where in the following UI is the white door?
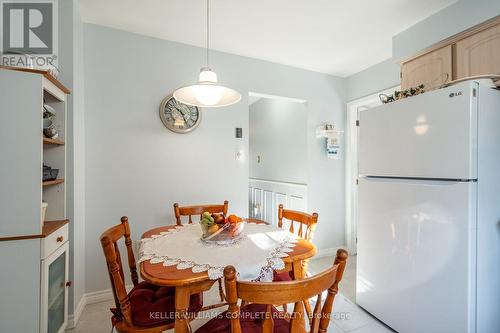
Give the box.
[346,87,399,254]
[356,177,476,333]
[358,81,478,180]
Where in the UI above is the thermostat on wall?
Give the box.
[235,127,242,138]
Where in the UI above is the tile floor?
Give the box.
[69,255,395,332]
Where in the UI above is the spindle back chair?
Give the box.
[174,200,229,225]
[222,249,348,333]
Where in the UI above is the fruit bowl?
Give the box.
[200,221,245,242]
[199,212,245,243]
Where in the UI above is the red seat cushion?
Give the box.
[273,270,293,282]
[126,282,203,327]
[195,303,291,333]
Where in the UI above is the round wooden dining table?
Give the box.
[139,219,317,333]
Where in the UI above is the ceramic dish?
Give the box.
[441,74,500,88]
[43,119,53,129]
[43,104,56,117]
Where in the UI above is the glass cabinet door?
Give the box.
[42,242,68,333]
[47,251,65,333]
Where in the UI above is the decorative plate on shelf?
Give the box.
[441,74,500,88]
[159,94,200,133]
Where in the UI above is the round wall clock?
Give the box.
[159,95,201,133]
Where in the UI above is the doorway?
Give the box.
[345,86,399,254]
[248,92,308,225]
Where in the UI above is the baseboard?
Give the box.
[66,285,133,330]
[85,287,114,305]
[66,294,87,329]
[314,246,346,259]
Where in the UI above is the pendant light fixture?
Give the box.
[173,0,241,107]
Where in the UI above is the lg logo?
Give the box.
[1,1,54,54]
[449,91,462,98]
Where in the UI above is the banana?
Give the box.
[208,224,219,234]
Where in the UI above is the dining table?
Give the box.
[139,218,317,333]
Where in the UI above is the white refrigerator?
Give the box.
[356,81,500,333]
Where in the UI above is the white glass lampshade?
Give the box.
[173,68,241,107]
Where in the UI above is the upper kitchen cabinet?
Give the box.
[456,23,500,78]
[401,45,452,91]
[400,16,500,92]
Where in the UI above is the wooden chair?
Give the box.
[196,249,348,333]
[174,200,229,225]
[278,204,318,242]
[173,200,229,304]
[100,216,203,333]
[274,205,319,316]
[274,205,318,281]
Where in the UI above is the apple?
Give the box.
[213,213,225,224]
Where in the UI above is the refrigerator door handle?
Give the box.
[361,176,477,184]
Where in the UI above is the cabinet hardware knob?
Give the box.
[56,236,64,242]
[66,281,72,287]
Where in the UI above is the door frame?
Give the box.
[345,86,399,254]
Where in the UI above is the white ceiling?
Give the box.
[78,0,457,77]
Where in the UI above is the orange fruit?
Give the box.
[227,215,240,224]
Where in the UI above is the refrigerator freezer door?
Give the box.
[359,82,478,179]
[356,178,476,333]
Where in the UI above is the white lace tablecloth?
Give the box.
[138,223,298,281]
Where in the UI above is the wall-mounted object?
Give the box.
[235,149,244,161]
[235,127,242,138]
[159,94,200,133]
[316,124,344,159]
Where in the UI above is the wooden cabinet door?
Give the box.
[401,45,452,91]
[456,23,500,78]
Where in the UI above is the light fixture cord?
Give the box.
[206,0,210,68]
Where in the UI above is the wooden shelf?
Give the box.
[43,137,65,145]
[0,219,69,242]
[42,179,64,187]
[42,219,69,237]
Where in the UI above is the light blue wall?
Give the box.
[83,24,346,293]
[393,0,500,60]
[346,59,400,101]
[249,98,308,184]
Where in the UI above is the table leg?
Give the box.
[174,286,190,333]
[293,259,313,326]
